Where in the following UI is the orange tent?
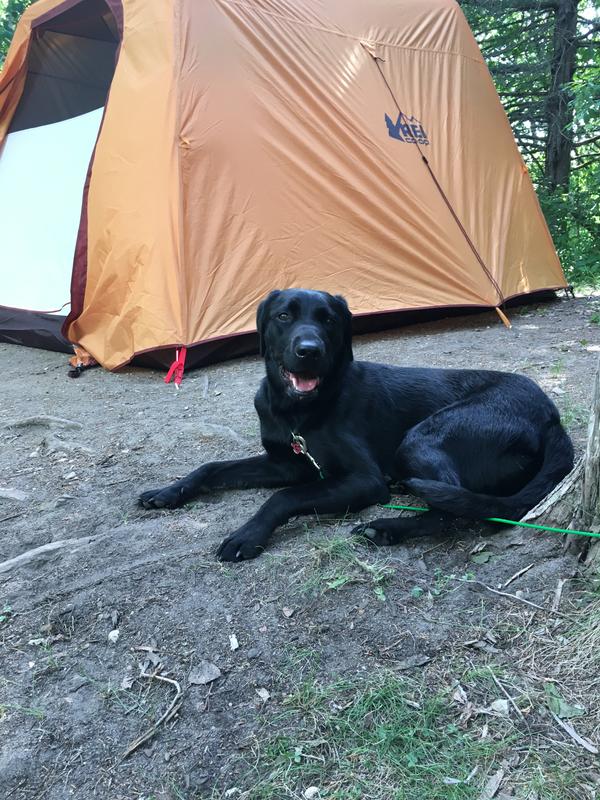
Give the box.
[0,0,566,372]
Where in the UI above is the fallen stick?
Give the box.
[4,415,83,430]
[0,512,24,525]
[550,711,599,755]
[486,666,525,721]
[551,578,568,612]
[0,488,28,502]
[501,563,534,590]
[0,537,95,574]
[122,673,183,759]
[380,636,406,653]
[478,764,505,800]
[460,579,572,618]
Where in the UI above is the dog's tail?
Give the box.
[404,423,574,521]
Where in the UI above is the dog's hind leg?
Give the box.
[395,436,462,487]
[352,510,454,546]
[351,433,460,545]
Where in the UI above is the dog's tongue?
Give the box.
[289,373,319,393]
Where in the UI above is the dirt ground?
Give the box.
[1,295,599,800]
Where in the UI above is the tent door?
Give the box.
[0,0,118,348]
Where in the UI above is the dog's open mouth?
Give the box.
[282,368,321,395]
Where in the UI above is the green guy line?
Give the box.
[382,503,600,539]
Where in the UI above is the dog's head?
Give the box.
[256,289,353,403]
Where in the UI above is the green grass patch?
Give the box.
[511,750,594,800]
[238,672,505,800]
[302,533,395,601]
[0,703,45,720]
[550,359,564,377]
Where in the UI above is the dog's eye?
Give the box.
[325,316,336,325]
[277,312,290,321]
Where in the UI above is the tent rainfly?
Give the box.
[0,0,567,376]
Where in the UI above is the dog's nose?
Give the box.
[295,339,323,359]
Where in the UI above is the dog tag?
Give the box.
[291,433,307,455]
[290,432,324,479]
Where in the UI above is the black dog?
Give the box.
[140,289,574,561]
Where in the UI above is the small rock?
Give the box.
[256,687,270,702]
[229,634,239,651]
[304,788,320,799]
[282,607,295,618]
[55,495,74,507]
[39,496,74,512]
[490,698,510,716]
[189,661,222,685]
[396,654,431,670]
[121,674,135,690]
[247,648,260,659]
[107,629,120,644]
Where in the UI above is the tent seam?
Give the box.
[216,0,487,66]
[174,0,188,346]
[369,53,506,306]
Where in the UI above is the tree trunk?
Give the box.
[573,358,600,574]
[580,358,600,530]
[519,358,599,557]
[544,0,579,190]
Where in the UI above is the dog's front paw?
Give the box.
[216,526,268,562]
[139,485,186,509]
[351,519,394,547]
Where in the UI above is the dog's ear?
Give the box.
[256,290,281,356]
[332,294,354,362]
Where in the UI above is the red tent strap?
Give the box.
[164,346,187,386]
